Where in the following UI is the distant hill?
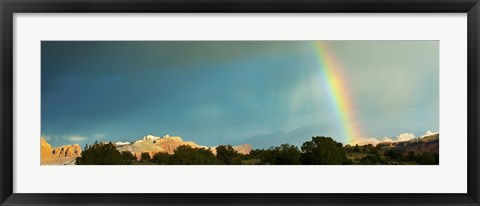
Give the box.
[377,133,439,155]
[344,133,439,165]
[350,131,438,146]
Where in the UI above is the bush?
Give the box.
[270,144,301,165]
[140,152,151,162]
[359,153,382,165]
[152,152,171,165]
[352,144,360,152]
[410,152,439,165]
[171,145,217,165]
[121,151,136,161]
[216,145,241,165]
[245,144,301,165]
[300,136,349,165]
[384,149,401,160]
[75,141,131,165]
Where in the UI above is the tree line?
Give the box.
[75,136,438,165]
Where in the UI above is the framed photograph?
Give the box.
[1,0,479,205]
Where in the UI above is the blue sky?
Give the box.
[41,41,439,148]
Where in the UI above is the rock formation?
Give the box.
[40,137,53,161]
[52,144,82,158]
[116,135,207,160]
[392,133,439,155]
[232,144,253,155]
[116,134,253,160]
[209,144,253,155]
[40,137,82,165]
[352,131,438,146]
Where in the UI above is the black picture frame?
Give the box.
[1,0,479,205]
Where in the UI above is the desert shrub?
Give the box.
[359,153,382,165]
[76,141,131,165]
[152,152,172,165]
[171,145,217,165]
[269,144,301,165]
[140,152,151,162]
[300,136,349,165]
[216,145,241,165]
[121,151,136,161]
[384,149,401,160]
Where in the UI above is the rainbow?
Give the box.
[311,41,364,144]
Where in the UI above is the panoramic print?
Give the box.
[41,41,439,165]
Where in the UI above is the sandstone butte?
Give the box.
[40,137,82,165]
[116,135,253,160]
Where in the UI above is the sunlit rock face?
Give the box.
[40,137,82,165]
[52,144,82,158]
[40,137,53,161]
[116,134,253,160]
[232,144,253,155]
[116,135,205,160]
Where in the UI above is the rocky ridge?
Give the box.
[352,131,439,146]
[378,133,439,154]
[115,134,253,160]
[41,137,82,165]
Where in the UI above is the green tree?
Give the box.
[415,152,438,165]
[246,149,271,165]
[384,149,401,160]
[121,151,136,161]
[152,152,171,165]
[171,145,217,165]
[300,136,348,165]
[359,153,382,164]
[140,152,151,162]
[352,144,360,152]
[407,151,416,161]
[270,144,301,165]
[216,145,241,165]
[75,141,131,165]
[369,145,380,154]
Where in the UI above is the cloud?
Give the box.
[67,136,87,142]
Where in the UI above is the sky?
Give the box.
[41,41,439,148]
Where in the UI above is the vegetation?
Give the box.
[152,152,171,165]
[75,141,131,165]
[300,136,350,165]
[121,151,136,162]
[247,144,300,165]
[140,152,151,162]
[170,145,217,165]
[216,145,241,165]
[75,135,439,165]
